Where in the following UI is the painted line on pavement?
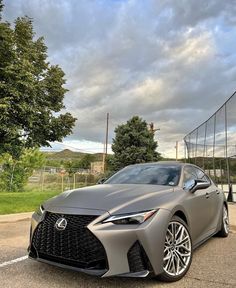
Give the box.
[0,255,28,268]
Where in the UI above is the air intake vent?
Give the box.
[127,241,152,273]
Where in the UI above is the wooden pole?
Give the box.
[104,112,109,172]
[61,174,64,193]
[73,173,76,189]
[175,141,178,161]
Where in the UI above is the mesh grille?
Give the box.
[127,241,152,273]
[32,212,108,270]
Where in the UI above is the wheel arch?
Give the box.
[223,201,228,211]
[172,209,188,226]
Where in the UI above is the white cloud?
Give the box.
[3,0,236,158]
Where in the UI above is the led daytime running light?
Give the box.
[103,209,156,224]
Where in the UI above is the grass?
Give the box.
[0,190,61,215]
[0,182,96,215]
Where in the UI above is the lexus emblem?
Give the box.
[55,217,67,231]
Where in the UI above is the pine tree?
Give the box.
[112,116,161,170]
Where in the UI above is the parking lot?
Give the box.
[0,210,236,288]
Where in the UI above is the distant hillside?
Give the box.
[43,149,176,164]
[44,149,103,161]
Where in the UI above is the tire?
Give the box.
[217,205,229,238]
[157,216,193,282]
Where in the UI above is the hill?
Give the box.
[44,149,103,162]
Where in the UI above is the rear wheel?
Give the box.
[158,216,192,282]
[217,205,229,237]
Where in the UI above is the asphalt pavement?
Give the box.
[0,204,236,288]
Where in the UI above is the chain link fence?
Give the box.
[184,91,236,202]
[27,166,99,193]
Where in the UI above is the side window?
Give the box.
[195,168,210,183]
[183,166,198,184]
[183,166,211,185]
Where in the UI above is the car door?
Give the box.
[182,166,212,245]
[195,168,222,231]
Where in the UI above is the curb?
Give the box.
[0,212,33,224]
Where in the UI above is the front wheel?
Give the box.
[158,216,192,282]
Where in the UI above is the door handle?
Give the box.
[216,190,220,195]
[206,192,210,199]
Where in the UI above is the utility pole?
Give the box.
[149,122,160,134]
[105,113,109,155]
[103,113,109,173]
[102,143,106,173]
[175,141,179,161]
[148,122,160,147]
[73,173,76,189]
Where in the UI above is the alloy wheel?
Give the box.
[223,206,229,234]
[163,221,192,276]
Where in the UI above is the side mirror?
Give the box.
[184,179,211,193]
[97,178,106,184]
[191,180,210,193]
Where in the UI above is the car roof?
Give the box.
[128,161,185,167]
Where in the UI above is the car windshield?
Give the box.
[105,164,181,186]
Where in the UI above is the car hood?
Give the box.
[44,184,174,215]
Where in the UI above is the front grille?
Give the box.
[32,212,108,270]
[127,241,152,273]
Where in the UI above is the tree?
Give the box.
[0,148,45,192]
[0,2,76,158]
[79,154,95,169]
[111,116,161,170]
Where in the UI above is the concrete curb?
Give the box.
[0,212,33,223]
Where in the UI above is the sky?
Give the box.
[2,0,236,158]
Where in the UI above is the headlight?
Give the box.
[36,205,45,216]
[102,209,156,225]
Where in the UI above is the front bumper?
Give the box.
[28,207,171,277]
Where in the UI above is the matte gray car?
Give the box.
[28,162,229,282]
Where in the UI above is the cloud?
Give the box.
[3,0,236,157]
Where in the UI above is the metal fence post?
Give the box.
[225,104,232,201]
[41,167,45,192]
[195,128,198,165]
[203,122,207,170]
[213,114,216,182]
[184,141,187,163]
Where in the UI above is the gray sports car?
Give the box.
[28,162,229,282]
